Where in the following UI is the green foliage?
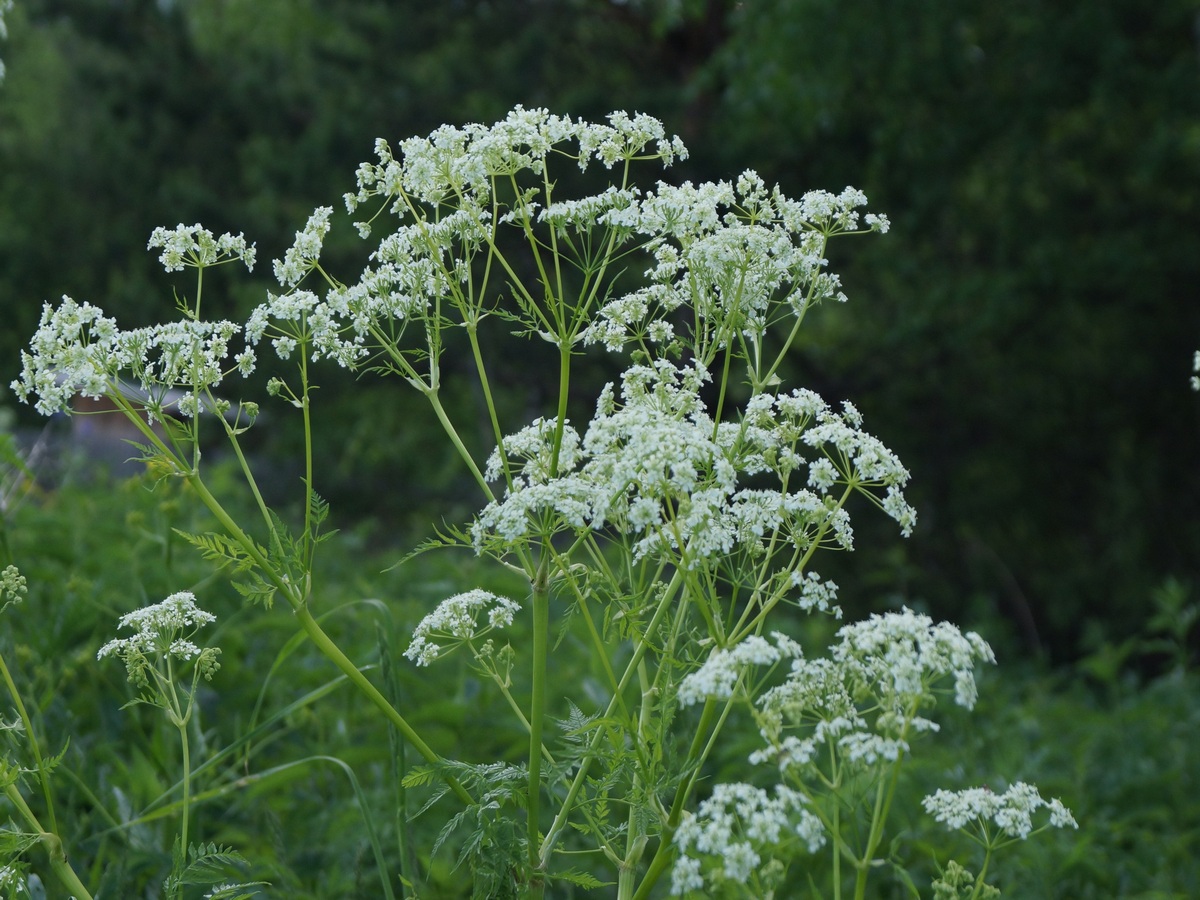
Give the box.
[702,0,1200,654]
[3,0,1192,659]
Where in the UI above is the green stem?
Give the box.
[616,662,656,900]
[426,388,494,501]
[538,568,685,867]
[3,783,94,900]
[177,718,191,862]
[969,845,994,900]
[300,352,315,567]
[625,699,719,900]
[293,605,474,807]
[465,322,514,491]
[0,650,57,835]
[853,717,911,900]
[527,562,550,896]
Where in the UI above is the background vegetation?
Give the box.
[1,1,1198,895]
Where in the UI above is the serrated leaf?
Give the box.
[0,830,41,856]
[551,868,613,890]
[173,529,262,573]
[401,765,439,789]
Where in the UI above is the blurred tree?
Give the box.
[2,0,1196,657]
[698,0,1200,654]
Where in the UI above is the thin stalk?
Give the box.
[538,568,686,867]
[729,480,857,642]
[970,846,994,900]
[300,351,315,566]
[177,719,191,856]
[527,561,551,896]
[627,700,719,900]
[616,661,657,900]
[465,322,514,491]
[220,424,276,539]
[852,717,912,900]
[293,605,474,807]
[426,388,494,501]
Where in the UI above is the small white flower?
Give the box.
[923,782,1077,839]
[678,633,802,706]
[147,224,255,272]
[274,206,333,287]
[671,783,824,895]
[405,589,521,666]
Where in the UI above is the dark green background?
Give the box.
[3,0,1198,661]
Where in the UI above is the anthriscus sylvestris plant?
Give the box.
[8,108,1076,897]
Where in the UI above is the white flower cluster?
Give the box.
[405,589,521,666]
[11,296,249,420]
[244,289,367,368]
[471,359,914,568]
[273,206,332,287]
[834,607,995,709]
[789,571,840,615]
[751,610,994,776]
[583,174,889,358]
[1191,349,1199,391]
[484,417,583,487]
[97,591,217,664]
[923,782,1078,840]
[0,860,28,896]
[670,782,825,895]
[345,106,686,216]
[677,632,803,707]
[147,223,256,273]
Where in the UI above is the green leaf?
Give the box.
[551,868,613,889]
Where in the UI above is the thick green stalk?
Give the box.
[3,783,94,900]
[0,651,57,835]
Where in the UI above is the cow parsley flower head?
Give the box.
[147,224,256,273]
[11,296,252,423]
[97,591,221,688]
[834,608,995,710]
[678,633,803,706]
[9,298,124,415]
[923,782,1078,840]
[405,589,521,666]
[671,783,824,896]
[274,206,333,287]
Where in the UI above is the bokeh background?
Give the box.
[5,0,1197,662]
[2,3,1199,896]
